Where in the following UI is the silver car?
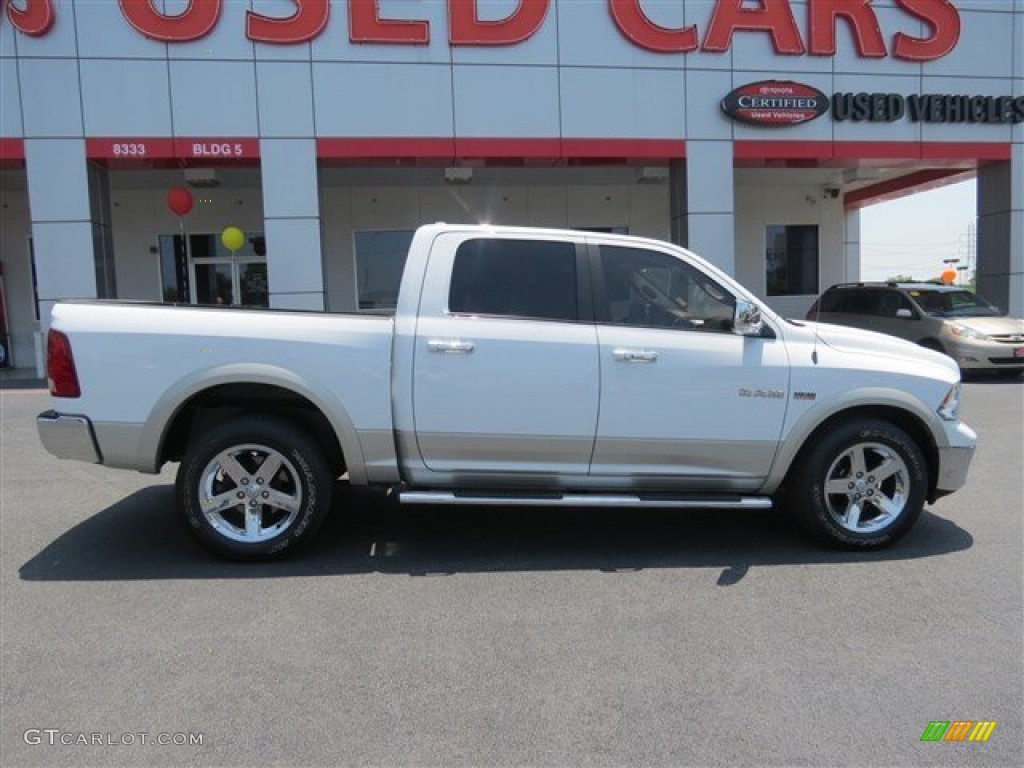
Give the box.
[808,282,1024,375]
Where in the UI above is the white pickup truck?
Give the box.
[38,224,976,559]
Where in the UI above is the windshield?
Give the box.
[908,289,1003,318]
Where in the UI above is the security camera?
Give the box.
[823,187,841,199]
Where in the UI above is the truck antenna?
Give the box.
[811,294,822,365]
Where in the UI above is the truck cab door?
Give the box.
[588,241,790,490]
[403,232,599,484]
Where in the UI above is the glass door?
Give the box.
[159,233,268,307]
[193,259,236,305]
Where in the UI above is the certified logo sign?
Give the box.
[721,80,829,127]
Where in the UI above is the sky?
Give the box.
[859,179,977,283]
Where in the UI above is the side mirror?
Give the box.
[896,308,914,319]
[733,299,764,337]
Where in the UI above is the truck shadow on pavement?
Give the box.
[19,483,973,584]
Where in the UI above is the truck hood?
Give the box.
[803,321,958,375]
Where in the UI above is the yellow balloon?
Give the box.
[221,226,245,253]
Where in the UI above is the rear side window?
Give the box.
[818,290,847,313]
[449,238,578,322]
[822,288,883,315]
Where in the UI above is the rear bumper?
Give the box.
[37,410,102,464]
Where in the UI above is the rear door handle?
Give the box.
[613,348,658,363]
[427,339,475,354]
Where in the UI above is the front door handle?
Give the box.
[613,348,658,363]
[427,339,475,354]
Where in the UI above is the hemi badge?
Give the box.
[794,392,817,401]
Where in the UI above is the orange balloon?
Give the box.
[941,269,956,284]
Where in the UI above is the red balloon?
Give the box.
[167,186,193,217]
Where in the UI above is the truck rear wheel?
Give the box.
[788,420,927,549]
[176,416,332,560]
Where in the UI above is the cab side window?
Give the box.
[449,238,578,322]
[839,289,883,316]
[598,245,735,332]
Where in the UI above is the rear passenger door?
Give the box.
[411,233,599,478]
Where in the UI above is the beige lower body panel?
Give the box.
[357,429,401,484]
[92,421,152,472]
[589,437,779,481]
[397,431,768,493]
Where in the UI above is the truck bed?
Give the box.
[47,301,396,479]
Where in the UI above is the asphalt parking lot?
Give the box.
[1,381,1021,767]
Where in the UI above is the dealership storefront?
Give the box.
[0,0,1021,372]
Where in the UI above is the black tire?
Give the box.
[787,419,928,549]
[176,415,333,561]
[918,339,945,354]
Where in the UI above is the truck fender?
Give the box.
[763,387,945,495]
[138,363,369,484]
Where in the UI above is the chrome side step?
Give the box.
[398,491,772,510]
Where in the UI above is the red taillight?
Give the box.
[47,329,81,398]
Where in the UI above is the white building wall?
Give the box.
[734,179,846,319]
[0,58,22,138]
[24,139,98,327]
[686,142,735,274]
[844,209,861,291]
[262,139,325,311]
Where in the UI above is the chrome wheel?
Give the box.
[823,441,909,534]
[198,443,303,544]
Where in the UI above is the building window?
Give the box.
[354,230,415,311]
[449,238,578,322]
[766,225,819,296]
[158,232,268,307]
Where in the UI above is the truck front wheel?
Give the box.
[176,416,333,560]
[788,420,927,549]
